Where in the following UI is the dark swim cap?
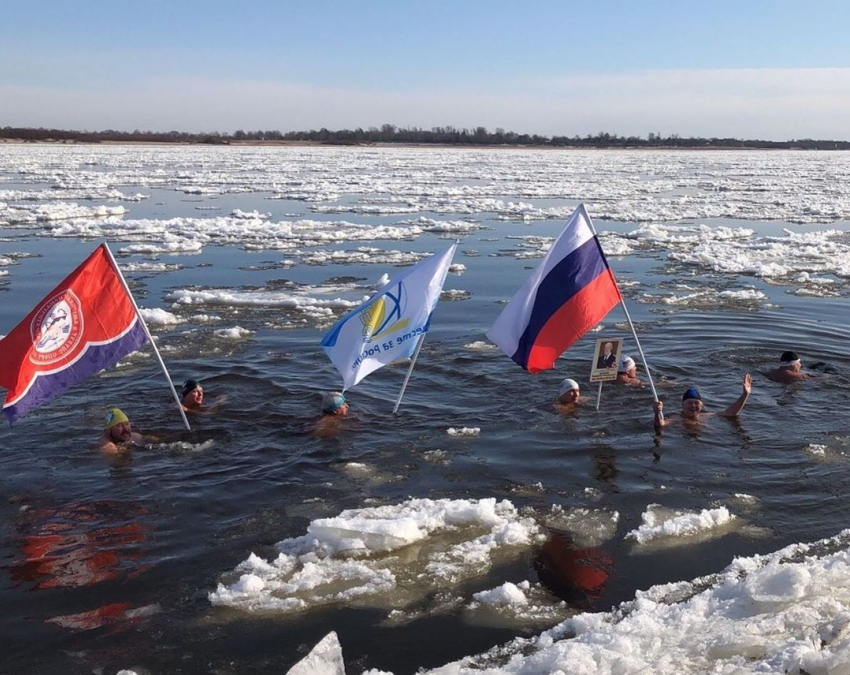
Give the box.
[181,379,200,398]
[780,351,800,364]
[682,387,702,401]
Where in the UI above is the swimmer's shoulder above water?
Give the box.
[97,407,150,453]
[653,373,752,432]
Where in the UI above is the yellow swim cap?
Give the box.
[104,407,129,429]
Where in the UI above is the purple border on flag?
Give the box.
[3,321,148,424]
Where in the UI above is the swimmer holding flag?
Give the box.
[487,204,662,415]
[0,243,190,429]
[321,243,457,412]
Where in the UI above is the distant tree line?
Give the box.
[2,125,850,150]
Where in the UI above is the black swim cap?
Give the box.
[181,379,200,398]
[780,351,800,364]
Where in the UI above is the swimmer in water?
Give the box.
[180,379,225,412]
[555,378,585,410]
[98,408,148,453]
[314,391,350,437]
[765,351,817,383]
[181,380,204,410]
[616,355,642,385]
[653,373,752,432]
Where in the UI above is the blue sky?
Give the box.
[2,1,850,139]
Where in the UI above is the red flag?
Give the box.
[0,244,147,423]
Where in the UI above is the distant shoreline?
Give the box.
[3,125,849,151]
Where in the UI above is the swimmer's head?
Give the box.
[681,387,703,418]
[322,391,348,416]
[181,379,200,398]
[779,351,802,371]
[558,378,580,404]
[181,379,203,407]
[104,408,132,442]
[618,355,636,375]
[104,407,129,430]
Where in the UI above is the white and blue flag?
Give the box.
[321,243,457,390]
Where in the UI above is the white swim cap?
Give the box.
[559,378,580,397]
[619,355,636,373]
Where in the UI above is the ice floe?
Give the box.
[626,504,735,546]
[466,580,569,625]
[209,497,544,615]
[286,631,346,675]
[405,529,850,675]
[138,308,183,326]
[447,427,480,437]
[213,326,252,339]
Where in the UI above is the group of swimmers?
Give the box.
[555,350,816,434]
[98,350,816,451]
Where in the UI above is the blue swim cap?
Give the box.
[322,391,347,413]
[682,387,702,401]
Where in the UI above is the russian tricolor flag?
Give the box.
[0,244,148,424]
[487,204,622,372]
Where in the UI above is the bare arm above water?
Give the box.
[719,373,752,417]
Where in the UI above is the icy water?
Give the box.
[2,145,850,674]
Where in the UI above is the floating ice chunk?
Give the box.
[121,261,183,273]
[231,209,271,220]
[210,498,543,615]
[472,581,530,607]
[449,263,466,274]
[119,240,203,254]
[188,314,222,323]
[214,326,252,339]
[626,504,735,545]
[447,427,480,437]
[138,307,183,325]
[286,631,345,675]
[441,289,470,300]
[374,273,390,289]
[465,579,570,626]
[546,506,620,548]
[463,340,496,350]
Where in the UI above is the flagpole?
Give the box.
[585,212,663,421]
[393,332,426,414]
[596,382,603,411]
[103,243,191,431]
[392,240,457,414]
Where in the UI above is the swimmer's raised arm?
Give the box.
[719,373,751,417]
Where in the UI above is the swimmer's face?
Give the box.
[336,402,349,416]
[681,398,703,418]
[184,386,204,407]
[625,366,637,377]
[559,389,580,405]
[108,421,132,442]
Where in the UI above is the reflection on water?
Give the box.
[536,530,615,609]
[9,501,151,591]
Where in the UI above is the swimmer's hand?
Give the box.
[742,373,752,395]
[653,400,667,431]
